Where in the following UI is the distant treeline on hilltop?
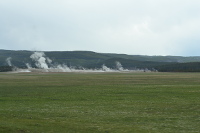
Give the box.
[1,49,200,72]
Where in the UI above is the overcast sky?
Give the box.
[1,0,200,56]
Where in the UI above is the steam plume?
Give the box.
[30,52,49,69]
[6,57,12,66]
[115,61,123,71]
[102,64,113,71]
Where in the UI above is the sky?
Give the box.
[0,0,200,56]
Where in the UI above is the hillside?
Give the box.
[0,50,111,68]
[1,49,200,72]
[155,62,200,72]
[103,53,200,63]
[86,57,172,70]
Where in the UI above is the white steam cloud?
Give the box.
[102,64,113,71]
[30,52,49,69]
[6,57,12,66]
[116,61,124,71]
[25,63,32,69]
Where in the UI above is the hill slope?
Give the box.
[1,49,200,72]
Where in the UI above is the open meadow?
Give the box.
[0,72,200,133]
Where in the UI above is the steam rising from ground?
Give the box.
[5,52,152,73]
[116,61,126,71]
[6,57,12,66]
[30,52,50,69]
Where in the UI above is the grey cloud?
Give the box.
[0,0,200,55]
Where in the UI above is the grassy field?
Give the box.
[0,72,200,133]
